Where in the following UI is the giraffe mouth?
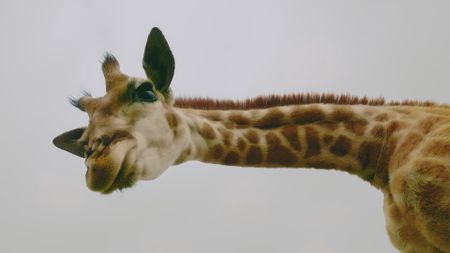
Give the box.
[102,145,138,194]
[84,135,138,193]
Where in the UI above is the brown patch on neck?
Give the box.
[237,137,247,152]
[330,109,369,136]
[344,119,368,136]
[331,108,355,121]
[422,140,450,157]
[418,119,435,134]
[357,141,383,180]
[198,123,216,139]
[244,129,259,144]
[393,133,423,166]
[229,113,251,125]
[386,120,403,137]
[374,113,389,122]
[280,125,302,151]
[218,127,232,146]
[304,127,321,158]
[223,151,240,165]
[210,144,224,160]
[370,125,386,138]
[255,108,285,129]
[245,146,263,165]
[415,160,450,181]
[318,121,339,130]
[265,133,297,166]
[418,116,445,134]
[290,107,326,125]
[329,135,352,156]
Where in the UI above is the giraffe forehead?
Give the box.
[81,94,123,114]
[105,73,130,91]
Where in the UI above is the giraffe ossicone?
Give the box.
[53,27,450,253]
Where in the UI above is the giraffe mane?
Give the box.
[173,93,445,110]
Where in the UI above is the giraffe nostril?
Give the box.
[100,135,112,145]
[85,147,94,158]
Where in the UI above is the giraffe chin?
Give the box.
[85,139,138,193]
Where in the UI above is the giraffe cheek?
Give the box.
[137,150,170,180]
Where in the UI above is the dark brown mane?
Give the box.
[173,93,443,110]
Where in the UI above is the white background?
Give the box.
[1,1,449,252]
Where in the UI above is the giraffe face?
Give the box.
[53,27,180,193]
[78,76,181,193]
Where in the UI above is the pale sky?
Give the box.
[1,1,449,252]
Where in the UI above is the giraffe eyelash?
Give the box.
[69,90,92,112]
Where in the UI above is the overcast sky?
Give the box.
[1,1,450,252]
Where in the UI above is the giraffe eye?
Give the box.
[134,82,157,103]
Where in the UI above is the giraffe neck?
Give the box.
[174,104,405,188]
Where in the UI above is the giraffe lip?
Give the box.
[102,145,138,194]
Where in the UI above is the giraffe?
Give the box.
[53,27,450,253]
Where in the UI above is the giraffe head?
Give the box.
[53,28,186,193]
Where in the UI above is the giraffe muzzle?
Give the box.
[85,137,137,193]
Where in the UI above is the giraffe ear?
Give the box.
[53,127,86,158]
[143,27,175,95]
